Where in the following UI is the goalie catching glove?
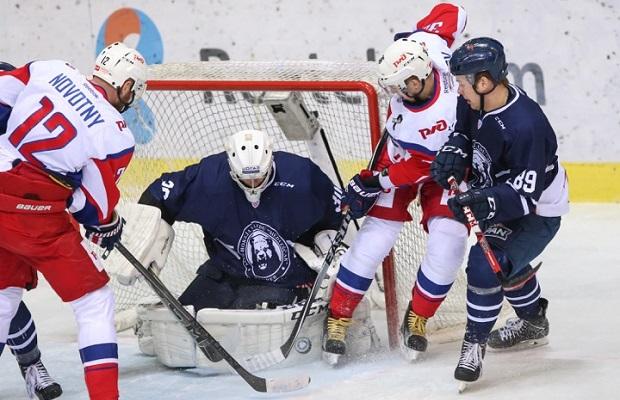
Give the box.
[114,204,175,286]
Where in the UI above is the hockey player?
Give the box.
[323,3,469,364]
[0,61,62,400]
[128,129,345,311]
[0,42,147,399]
[431,37,569,386]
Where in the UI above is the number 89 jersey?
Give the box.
[0,60,135,226]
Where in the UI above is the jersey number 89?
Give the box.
[511,170,537,193]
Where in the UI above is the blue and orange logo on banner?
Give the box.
[96,8,162,144]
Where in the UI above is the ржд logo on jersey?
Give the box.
[238,221,291,282]
[419,120,447,139]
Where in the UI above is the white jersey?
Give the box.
[382,69,458,187]
[406,30,452,73]
[0,60,135,225]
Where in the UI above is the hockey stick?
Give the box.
[242,212,352,372]
[447,177,541,290]
[114,242,310,393]
[319,127,361,231]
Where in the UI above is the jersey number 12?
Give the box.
[8,96,77,167]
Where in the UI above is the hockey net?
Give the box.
[103,60,469,347]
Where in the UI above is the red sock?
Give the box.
[329,283,364,319]
[411,283,445,319]
[84,363,119,399]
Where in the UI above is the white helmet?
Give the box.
[378,38,432,98]
[226,130,274,207]
[93,42,147,110]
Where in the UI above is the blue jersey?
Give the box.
[456,84,569,222]
[143,151,343,288]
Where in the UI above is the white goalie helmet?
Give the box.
[226,129,275,207]
[378,38,432,98]
[93,42,148,109]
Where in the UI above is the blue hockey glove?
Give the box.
[85,211,125,252]
[448,188,497,224]
[430,132,471,190]
[342,170,383,219]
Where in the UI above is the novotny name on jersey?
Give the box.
[48,73,105,128]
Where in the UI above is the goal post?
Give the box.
[104,60,468,349]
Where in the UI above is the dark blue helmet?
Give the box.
[0,62,16,71]
[450,37,507,83]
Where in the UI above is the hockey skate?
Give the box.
[488,298,549,351]
[19,359,63,400]
[454,340,486,393]
[322,315,352,366]
[399,301,428,361]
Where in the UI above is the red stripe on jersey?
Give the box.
[89,150,133,224]
[386,150,434,187]
[0,63,32,85]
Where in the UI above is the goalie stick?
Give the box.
[114,242,311,393]
[242,212,352,372]
[448,177,541,290]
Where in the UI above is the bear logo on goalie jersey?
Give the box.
[239,221,291,281]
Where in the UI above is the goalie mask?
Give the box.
[93,42,148,112]
[378,38,432,100]
[226,130,275,207]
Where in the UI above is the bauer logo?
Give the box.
[16,204,52,212]
[239,221,291,282]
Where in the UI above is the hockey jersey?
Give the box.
[455,84,569,222]
[0,61,135,226]
[382,68,458,188]
[142,151,343,288]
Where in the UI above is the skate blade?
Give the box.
[488,337,549,352]
[399,342,424,362]
[322,351,342,366]
[457,381,469,394]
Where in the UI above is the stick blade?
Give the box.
[502,262,542,290]
[265,375,311,393]
[243,348,286,372]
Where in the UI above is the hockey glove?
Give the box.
[342,169,383,219]
[430,132,471,190]
[448,188,497,224]
[85,211,125,252]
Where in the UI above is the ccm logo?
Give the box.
[419,120,448,139]
[16,203,51,211]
